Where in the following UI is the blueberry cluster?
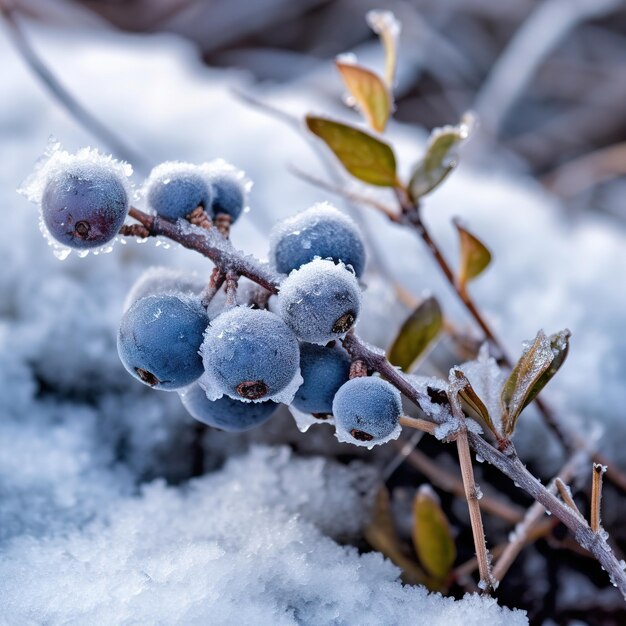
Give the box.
[28,149,403,445]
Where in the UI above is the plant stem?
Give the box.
[492,451,584,584]
[126,207,281,294]
[393,442,524,524]
[591,463,606,533]
[399,415,437,436]
[456,427,494,592]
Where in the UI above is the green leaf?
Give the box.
[364,487,428,586]
[452,369,500,438]
[455,220,492,292]
[305,116,398,186]
[412,485,456,584]
[336,61,392,132]
[388,297,443,371]
[409,113,474,200]
[501,331,555,437]
[521,330,571,411]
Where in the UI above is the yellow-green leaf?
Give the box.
[452,369,500,438]
[388,297,442,371]
[455,220,492,292]
[409,113,474,200]
[366,9,401,87]
[364,487,428,586]
[412,485,456,584]
[336,61,392,133]
[521,329,571,411]
[501,331,554,436]
[306,116,398,186]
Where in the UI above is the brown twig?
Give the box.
[448,392,493,593]
[555,477,582,516]
[394,442,524,525]
[224,270,239,307]
[399,415,437,436]
[591,463,606,533]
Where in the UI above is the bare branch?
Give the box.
[591,463,606,533]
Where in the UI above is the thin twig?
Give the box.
[289,166,400,222]
[201,267,225,308]
[399,415,437,436]
[555,477,582,516]
[490,450,584,584]
[224,270,239,308]
[394,442,524,525]
[591,463,606,533]
[448,392,493,593]
[1,5,152,174]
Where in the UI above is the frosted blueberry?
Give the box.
[123,266,205,312]
[201,307,300,401]
[270,203,366,277]
[207,170,246,222]
[145,162,213,221]
[278,259,361,344]
[333,377,402,445]
[293,343,350,417]
[180,383,278,431]
[118,294,208,390]
[41,159,129,249]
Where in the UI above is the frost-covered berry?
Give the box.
[118,294,208,390]
[123,266,205,312]
[270,203,366,277]
[332,377,402,446]
[180,383,278,431]
[278,259,361,344]
[41,159,129,249]
[145,162,213,221]
[207,170,246,222]
[201,307,300,402]
[293,343,350,417]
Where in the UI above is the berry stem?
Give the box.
[126,207,281,294]
[591,463,606,533]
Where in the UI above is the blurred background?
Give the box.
[9,0,626,220]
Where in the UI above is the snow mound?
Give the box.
[0,446,525,626]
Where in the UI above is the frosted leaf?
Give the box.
[501,330,555,435]
[458,343,505,430]
[288,405,335,433]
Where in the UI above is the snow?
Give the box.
[7,12,626,622]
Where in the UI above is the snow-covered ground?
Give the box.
[2,17,625,623]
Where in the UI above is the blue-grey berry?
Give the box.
[145,162,213,221]
[293,343,350,417]
[201,307,299,401]
[118,294,208,390]
[41,160,129,249]
[332,377,402,444]
[180,383,278,431]
[270,203,366,277]
[208,170,246,222]
[278,259,361,344]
